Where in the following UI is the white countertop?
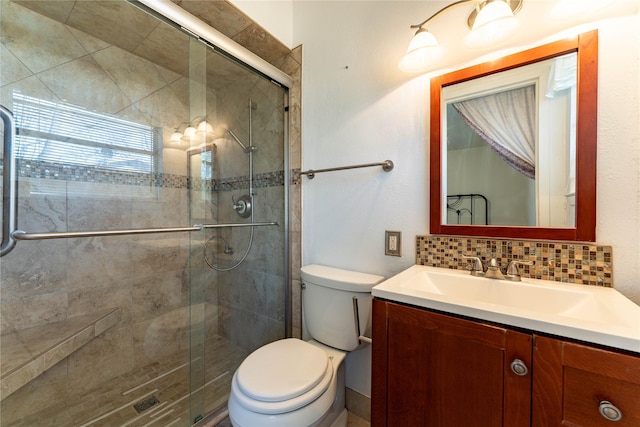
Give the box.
[372,265,640,353]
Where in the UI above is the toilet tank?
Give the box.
[301,264,384,351]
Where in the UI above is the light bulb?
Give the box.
[183,126,196,139]
[407,28,438,53]
[465,0,518,48]
[197,120,214,134]
[170,131,183,144]
[400,27,443,73]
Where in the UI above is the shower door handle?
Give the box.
[0,105,18,257]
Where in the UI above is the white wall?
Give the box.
[232,0,640,397]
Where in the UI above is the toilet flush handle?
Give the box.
[352,297,373,345]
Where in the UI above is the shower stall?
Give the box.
[0,0,290,425]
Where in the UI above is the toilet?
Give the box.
[228,264,384,427]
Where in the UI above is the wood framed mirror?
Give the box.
[430,30,597,241]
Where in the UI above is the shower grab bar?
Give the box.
[197,221,278,229]
[1,105,18,257]
[11,222,279,241]
[299,160,394,180]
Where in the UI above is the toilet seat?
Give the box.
[232,339,334,415]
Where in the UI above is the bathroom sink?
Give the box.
[372,265,640,353]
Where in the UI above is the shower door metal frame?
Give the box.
[130,0,293,89]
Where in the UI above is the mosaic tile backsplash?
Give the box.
[417,235,613,287]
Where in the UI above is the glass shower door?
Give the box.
[186,34,289,422]
[1,0,288,425]
[1,1,191,425]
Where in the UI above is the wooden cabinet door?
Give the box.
[533,335,640,427]
[372,299,532,427]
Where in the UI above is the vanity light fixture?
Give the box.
[400,0,523,72]
[170,116,212,144]
[170,122,190,144]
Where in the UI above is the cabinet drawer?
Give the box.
[533,336,640,426]
[564,367,640,426]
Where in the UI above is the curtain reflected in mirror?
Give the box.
[442,52,577,228]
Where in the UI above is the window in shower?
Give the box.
[12,91,162,197]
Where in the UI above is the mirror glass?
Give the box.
[430,31,597,241]
[443,53,576,228]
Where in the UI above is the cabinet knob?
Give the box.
[510,359,528,376]
[599,401,622,422]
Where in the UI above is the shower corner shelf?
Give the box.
[0,307,121,401]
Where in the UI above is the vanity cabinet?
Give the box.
[371,299,532,427]
[372,299,640,427]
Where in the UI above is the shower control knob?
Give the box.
[232,194,252,218]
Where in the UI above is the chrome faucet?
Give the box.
[462,256,534,281]
[484,258,505,280]
[462,255,484,277]
[504,260,534,281]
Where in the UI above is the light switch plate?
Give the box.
[385,231,401,257]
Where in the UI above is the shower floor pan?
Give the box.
[2,334,247,427]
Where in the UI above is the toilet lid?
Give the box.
[236,339,329,402]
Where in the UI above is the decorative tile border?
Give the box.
[10,159,285,191]
[14,159,188,188]
[212,170,285,192]
[416,235,613,287]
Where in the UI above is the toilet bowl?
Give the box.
[228,339,347,427]
[228,265,384,427]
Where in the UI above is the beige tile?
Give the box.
[0,290,67,335]
[43,326,93,370]
[348,411,371,427]
[66,235,133,286]
[346,388,371,421]
[37,55,131,114]
[133,23,190,77]
[1,356,44,399]
[178,0,252,39]
[1,1,87,74]
[130,85,189,129]
[232,24,290,64]
[0,334,33,376]
[66,0,160,53]
[0,360,69,424]
[131,313,189,366]
[167,76,190,110]
[130,269,188,323]
[0,238,68,303]
[66,26,111,54]
[67,327,134,394]
[68,280,132,328]
[0,308,122,397]
[93,46,169,103]
[94,309,122,336]
[13,0,75,23]
[0,44,32,87]
[0,75,57,112]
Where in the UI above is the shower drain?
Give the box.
[133,395,160,413]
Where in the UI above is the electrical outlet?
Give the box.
[385,231,401,257]
[389,235,398,251]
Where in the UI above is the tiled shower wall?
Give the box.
[1,1,198,420]
[417,235,613,287]
[0,0,301,422]
[174,0,304,345]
